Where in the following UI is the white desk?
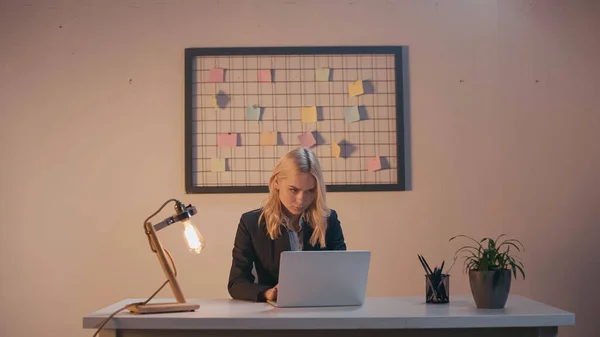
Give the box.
[83,295,575,337]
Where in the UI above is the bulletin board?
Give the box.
[184,46,406,194]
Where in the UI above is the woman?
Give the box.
[227,147,347,302]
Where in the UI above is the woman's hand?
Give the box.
[264,285,278,301]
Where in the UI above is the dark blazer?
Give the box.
[227,208,347,302]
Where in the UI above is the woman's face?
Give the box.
[276,172,316,216]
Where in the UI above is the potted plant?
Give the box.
[449,234,525,309]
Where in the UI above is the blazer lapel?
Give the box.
[302,220,316,250]
[257,216,290,267]
[272,228,290,273]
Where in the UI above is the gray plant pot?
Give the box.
[468,269,512,309]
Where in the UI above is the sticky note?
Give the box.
[348,80,364,97]
[344,106,361,123]
[246,105,261,121]
[209,68,225,82]
[315,68,330,81]
[260,131,278,146]
[211,158,226,172]
[332,142,341,158]
[301,106,318,122]
[217,133,237,147]
[258,69,272,82]
[211,95,218,108]
[367,156,382,172]
[298,132,316,148]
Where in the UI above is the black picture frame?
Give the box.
[184,46,406,194]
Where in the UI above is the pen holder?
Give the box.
[425,274,450,304]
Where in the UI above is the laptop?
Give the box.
[267,250,371,308]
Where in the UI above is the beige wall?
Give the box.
[1,0,599,336]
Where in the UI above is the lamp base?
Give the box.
[127,302,200,314]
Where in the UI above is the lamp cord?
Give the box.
[144,198,179,229]
[92,248,178,337]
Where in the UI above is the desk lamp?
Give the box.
[127,198,206,314]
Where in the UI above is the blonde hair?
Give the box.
[259,147,329,247]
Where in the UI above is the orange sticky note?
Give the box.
[367,156,382,172]
[332,142,341,158]
[260,131,278,146]
[301,106,318,122]
[258,69,272,82]
[348,80,364,97]
[217,133,237,147]
[298,132,316,148]
[209,68,225,82]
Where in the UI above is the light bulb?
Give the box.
[182,220,205,254]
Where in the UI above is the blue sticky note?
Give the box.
[246,105,261,121]
[344,106,360,123]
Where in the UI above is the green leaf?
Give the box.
[488,238,496,250]
[450,235,483,247]
[515,264,525,279]
[479,257,489,271]
[502,239,525,251]
[453,245,482,258]
[498,241,522,252]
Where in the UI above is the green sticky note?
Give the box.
[246,105,261,121]
[315,68,331,81]
[344,106,360,123]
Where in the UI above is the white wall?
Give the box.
[1,0,599,336]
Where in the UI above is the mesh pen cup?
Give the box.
[425,274,450,304]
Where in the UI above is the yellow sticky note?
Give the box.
[348,80,364,97]
[260,131,278,146]
[315,68,330,81]
[301,106,318,122]
[211,95,218,108]
[332,142,341,158]
[211,158,226,172]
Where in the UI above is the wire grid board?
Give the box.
[184,46,405,193]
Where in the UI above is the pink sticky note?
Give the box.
[298,132,316,148]
[217,133,237,147]
[367,156,382,172]
[258,69,272,82]
[209,68,225,82]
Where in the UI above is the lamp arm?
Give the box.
[145,220,186,303]
[142,198,183,252]
[152,205,197,232]
[143,198,180,229]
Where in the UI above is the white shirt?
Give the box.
[283,216,306,251]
